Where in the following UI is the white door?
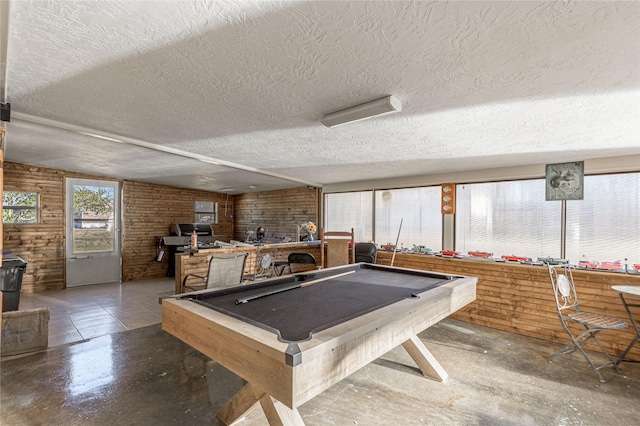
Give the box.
[66,178,121,287]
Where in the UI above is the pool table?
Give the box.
[162,263,477,425]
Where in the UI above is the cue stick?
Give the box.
[235,270,355,304]
[390,218,403,267]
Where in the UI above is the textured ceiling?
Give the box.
[2,0,639,194]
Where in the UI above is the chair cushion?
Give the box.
[568,312,628,330]
[556,274,571,298]
[287,253,316,264]
[355,242,377,263]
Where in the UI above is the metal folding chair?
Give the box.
[181,252,248,292]
[245,246,276,281]
[548,264,628,381]
[274,252,317,276]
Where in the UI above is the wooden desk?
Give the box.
[163,263,477,425]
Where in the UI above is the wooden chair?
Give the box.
[320,228,355,268]
[547,264,628,381]
[354,242,377,264]
[181,252,248,293]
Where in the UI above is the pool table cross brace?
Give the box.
[218,382,304,426]
[217,334,446,425]
[402,334,448,382]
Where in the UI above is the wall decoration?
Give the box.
[441,183,455,214]
[545,161,584,201]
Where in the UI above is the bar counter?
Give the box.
[174,241,322,294]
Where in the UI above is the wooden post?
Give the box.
[0,127,4,267]
[0,291,3,348]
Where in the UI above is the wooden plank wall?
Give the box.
[377,251,640,361]
[3,162,233,291]
[3,164,67,292]
[234,187,318,242]
[121,180,233,282]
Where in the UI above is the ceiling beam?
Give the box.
[11,112,323,189]
[0,0,9,103]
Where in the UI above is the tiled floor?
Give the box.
[17,277,174,348]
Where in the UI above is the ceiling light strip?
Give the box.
[321,95,402,128]
[11,112,322,188]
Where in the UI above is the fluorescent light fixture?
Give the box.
[321,95,402,128]
[219,184,257,192]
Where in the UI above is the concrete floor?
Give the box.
[2,282,639,425]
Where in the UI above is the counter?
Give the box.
[376,250,640,362]
[174,241,322,294]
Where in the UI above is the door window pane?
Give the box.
[73,185,115,253]
[324,192,373,242]
[456,180,561,258]
[375,187,442,250]
[565,173,640,266]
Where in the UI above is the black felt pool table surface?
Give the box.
[182,264,455,343]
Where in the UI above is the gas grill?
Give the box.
[159,223,227,276]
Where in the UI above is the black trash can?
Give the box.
[1,255,28,312]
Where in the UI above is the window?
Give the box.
[2,191,39,224]
[455,180,561,259]
[324,172,639,265]
[375,187,442,250]
[72,184,116,253]
[325,192,373,242]
[325,188,442,248]
[455,173,640,265]
[195,201,217,224]
[565,173,640,266]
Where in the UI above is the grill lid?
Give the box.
[171,223,214,236]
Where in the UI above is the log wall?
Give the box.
[234,187,319,242]
[4,164,70,292]
[3,162,233,291]
[3,162,318,292]
[376,251,640,361]
[121,180,233,282]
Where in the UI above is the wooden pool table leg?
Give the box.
[217,382,304,426]
[217,382,261,424]
[402,335,449,382]
[260,394,305,425]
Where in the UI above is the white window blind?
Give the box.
[565,173,640,266]
[374,187,442,250]
[324,172,639,265]
[324,192,373,242]
[456,180,561,259]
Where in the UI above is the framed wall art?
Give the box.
[545,161,584,201]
